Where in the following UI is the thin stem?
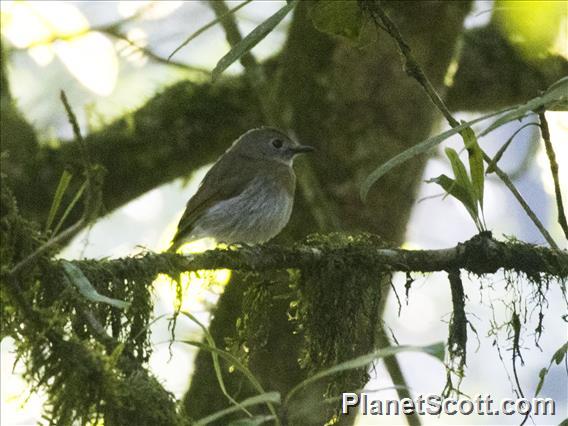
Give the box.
[363,2,459,128]
[539,111,568,240]
[482,151,559,250]
[10,218,86,276]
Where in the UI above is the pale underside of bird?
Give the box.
[168,127,312,251]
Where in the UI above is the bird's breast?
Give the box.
[192,174,295,243]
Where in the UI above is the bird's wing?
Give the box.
[170,155,257,249]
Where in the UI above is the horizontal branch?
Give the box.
[67,234,567,281]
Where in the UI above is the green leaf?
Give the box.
[168,0,253,61]
[310,0,363,41]
[181,311,251,417]
[460,125,484,209]
[179,339,278,419]
[445,148,471,193]
[427,174,479,225]
[360,106,514,202]
[534,342,567,397]
[46,170,72,232]
[535,367,548,397]
[195,394,280,426]
[480,76,568,136]
[285,343,443,405]
[52,181,87,235]
[212,0,297,81]
[62,261,130,309]
[552,341,568,365]
[486,122,539,174]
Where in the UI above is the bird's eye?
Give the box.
[271,139,283,149]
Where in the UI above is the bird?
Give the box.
[168,127,314,252]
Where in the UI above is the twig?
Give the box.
[364,1,560,250]
[362,2,459,128]
[482,151,559,250]
[539,111,568,240]
[10,218,86,276]
[103,28,210,75]
[16,13,210,76]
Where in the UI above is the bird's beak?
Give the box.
[289,145,315,155]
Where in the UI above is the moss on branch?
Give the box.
[59,233,568,281]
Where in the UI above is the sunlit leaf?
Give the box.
[310,0,363,41]
[195,393,280,426]
[212,0,297,81]
[360,107,514,202]
[494,0,566,60]
[445,148,472,196]
[480,76,568,136]
[1,1,88,47]
[62,261,130,310]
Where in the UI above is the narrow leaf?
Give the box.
[427,174,479,225]
[552,341,568,365]
[480,76,568,136]
[360,106,515,202]
[179,340,278,419]
[460,125,484,209]
[46,170,73,232]
[486,122,539,174]
[535,368,548,397]
[168,0,253,60]
[195,393,280,426]
[445,148,471,193]
[181,311,251,416]
[62,261,130,310]
[52,181,87,235]
[212,0,296,81]
[286,343,443,405]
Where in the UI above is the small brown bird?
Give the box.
[168,127,314,251]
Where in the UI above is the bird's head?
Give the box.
[232,127,314,165]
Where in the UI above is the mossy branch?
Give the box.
[61,234,567,280]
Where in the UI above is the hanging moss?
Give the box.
[1,180,182,425]
[294,233,387,419]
